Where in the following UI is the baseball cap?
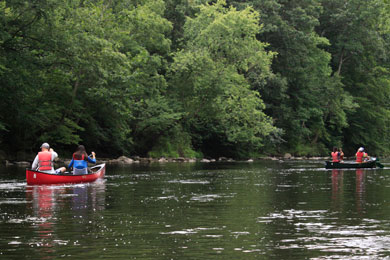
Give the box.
[40,143,50,149]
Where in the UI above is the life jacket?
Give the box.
[356,151,364,163]
[331,152,340,162]
[73,154,86,169]
[38,151,52,171]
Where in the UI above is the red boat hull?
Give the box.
[26,164,106,185]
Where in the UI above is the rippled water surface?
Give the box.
[1,160,390,259]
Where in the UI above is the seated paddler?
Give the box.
[331,147,341,162]
[338,147,344,161]
[68,145,96,174]
[356,147,370,163]
[31,142,66,174]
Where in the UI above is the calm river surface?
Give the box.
[1,160,390,259]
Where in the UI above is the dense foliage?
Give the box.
[1,0,390,159]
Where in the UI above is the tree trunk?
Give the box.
[336,48,345,76]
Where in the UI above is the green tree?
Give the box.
[229,0,357,155]
[319,0,390,154]
[109,0,174,155]
[168,0,276,158]
[0,0,173,157]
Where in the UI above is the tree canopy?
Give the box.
[1,0,390,159]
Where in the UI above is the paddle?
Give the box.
[373,157,384,168]
[376,160,385,168]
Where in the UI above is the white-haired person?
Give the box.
[31,143,66,173]
[356,147,370,163]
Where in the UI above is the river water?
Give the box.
[1,160,390,259]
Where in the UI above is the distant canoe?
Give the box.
[26,164,105,185]
[325,160,376,169]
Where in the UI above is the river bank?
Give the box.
[2,154,337,167]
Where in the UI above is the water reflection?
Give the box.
[355,169,366,214]
[331,169,344,210]
[330,169,368,214]
[71,182,106,212]
[26,185,65,257]
[26,181,106,257]
[3,162,390,259]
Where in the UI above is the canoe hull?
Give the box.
[325,160,376,169]
[26,164,105,185]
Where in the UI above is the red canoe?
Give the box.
[26,164,106,185]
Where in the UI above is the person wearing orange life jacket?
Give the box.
[331,147,341,162]
[31,143,66,173]
[356,147,370,163]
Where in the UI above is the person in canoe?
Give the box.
[68,145,96,174]
[339,147,344,161]
[356,147,370,163]
[331,147,342,162]
[31,143,66,174]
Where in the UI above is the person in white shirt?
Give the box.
[31,143,65,174]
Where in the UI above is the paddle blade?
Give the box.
[376,162,385,168]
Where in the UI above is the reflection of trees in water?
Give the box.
[26,181,106,257]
